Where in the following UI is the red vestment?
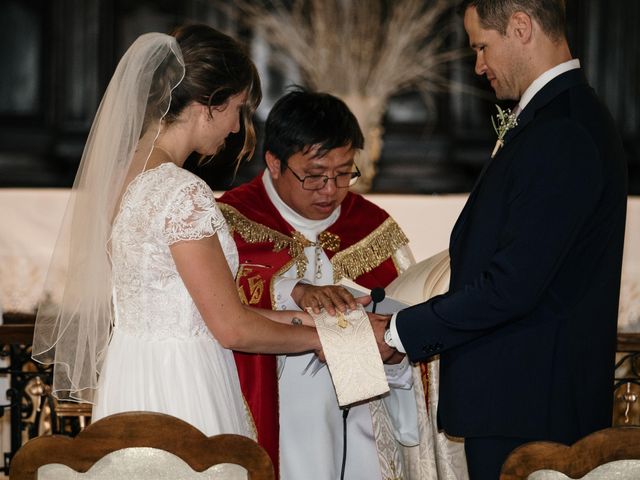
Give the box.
[218,174,409,473]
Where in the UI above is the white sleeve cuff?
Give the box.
[273,277,304,311]
[383,356,413,389]
[389,312,406,354]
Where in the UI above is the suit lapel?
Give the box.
[450,68,588,247]
[503,68,587,145]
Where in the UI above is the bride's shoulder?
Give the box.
[130,163,215,216]
[154,163,213,196]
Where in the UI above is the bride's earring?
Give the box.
[204,104,215,122]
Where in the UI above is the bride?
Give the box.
[32,24,320,438]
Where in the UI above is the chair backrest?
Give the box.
[500,427,640,480]
[10,411,275,480]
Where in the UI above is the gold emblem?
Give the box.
[336,311,348,329]
[318,231,341,252]
[236,266,265,305]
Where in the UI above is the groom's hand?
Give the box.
[385,351,406,365]
[292,283,358,315]
[368,312,396,362]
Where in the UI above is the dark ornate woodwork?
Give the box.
[0,0,637,192]
[0,313,51,475]
[615,333,640,426]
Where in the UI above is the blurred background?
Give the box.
[0,2,639,472]
[0,0,638,194]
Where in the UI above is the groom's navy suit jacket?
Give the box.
[397,68,627,443]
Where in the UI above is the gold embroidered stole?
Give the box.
[220,203,408,282]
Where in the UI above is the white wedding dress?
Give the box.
[91,162,253,439]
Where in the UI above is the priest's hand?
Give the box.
[368,312,396,363]
[292,283,365,315]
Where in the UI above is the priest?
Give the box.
[219,88,417,480]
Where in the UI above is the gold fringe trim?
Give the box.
[331,217,409,283]
[219,204,292,251]
[220,204,408,285]
[220,203,310,278]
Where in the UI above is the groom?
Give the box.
[374,0,628,478]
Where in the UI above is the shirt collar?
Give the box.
[517,59,581,113]
[262,169,340,241]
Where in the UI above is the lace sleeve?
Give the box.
[162,178,226,245]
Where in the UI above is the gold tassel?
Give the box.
[220,204,310,278]
[219,204,292,251]
[220,205,408,284]
[331,218,409,282]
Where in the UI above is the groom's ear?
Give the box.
[265,151,282,179]
[510,11,533,44]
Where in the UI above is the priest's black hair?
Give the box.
[263,86,364,171]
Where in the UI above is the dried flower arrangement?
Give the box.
[226,0,464,192]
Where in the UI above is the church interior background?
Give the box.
[0,0,638,476]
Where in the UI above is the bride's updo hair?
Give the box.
[168,24,262,164]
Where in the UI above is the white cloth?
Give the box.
[92,163,252,438]
[309,305,389,406]
[261,170,417,480]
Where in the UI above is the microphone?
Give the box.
[370,287,385,314]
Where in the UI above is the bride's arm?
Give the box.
[170,233,320,354]
[246,306,315,327]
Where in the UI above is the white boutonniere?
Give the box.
[490,105,518,158]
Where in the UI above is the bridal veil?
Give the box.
[32,33,185,402]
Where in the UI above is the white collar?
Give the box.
[517,59,581,113]
[261,169,340,241]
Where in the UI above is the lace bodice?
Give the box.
[110,162,238,340]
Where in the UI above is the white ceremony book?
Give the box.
[309,304,390,406]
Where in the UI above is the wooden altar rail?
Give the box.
[617,333,640,351]
[1,312,639,472]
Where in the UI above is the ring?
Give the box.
[291,317,303,326]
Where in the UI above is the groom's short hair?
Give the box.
[459,0,567,41]
[263,87,364,171]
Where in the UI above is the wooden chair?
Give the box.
[500,426,640,479]
[10,411,275,480]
